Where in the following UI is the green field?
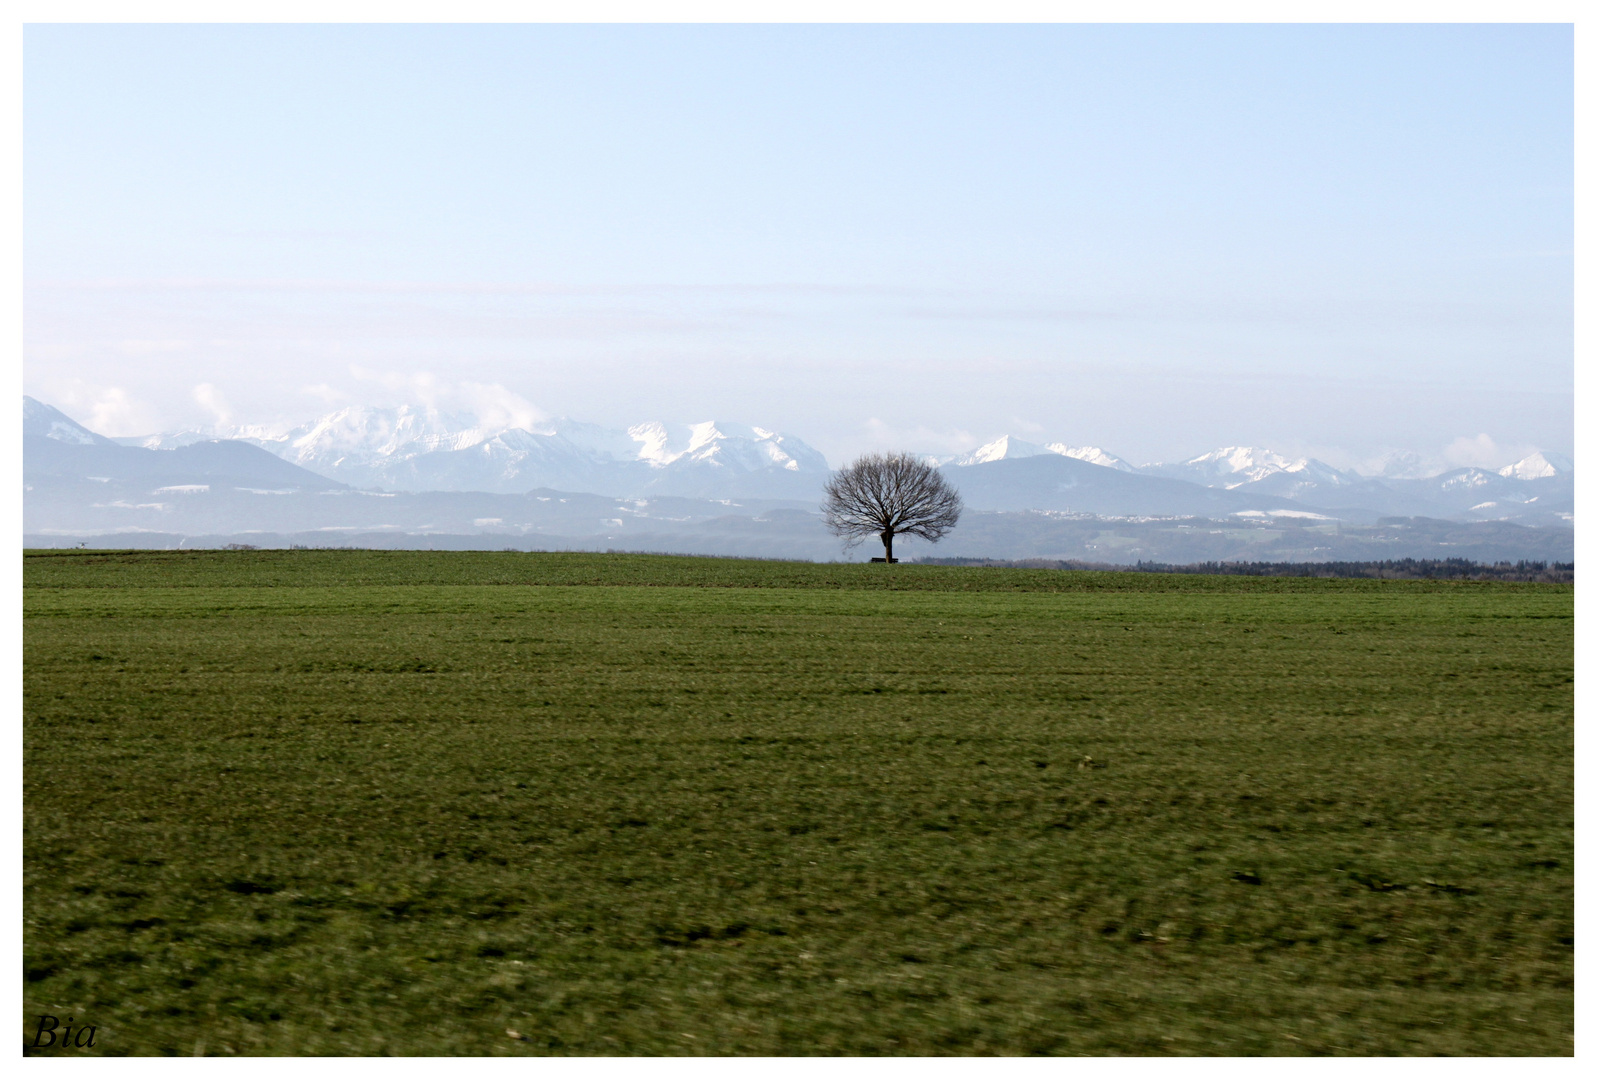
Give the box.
[23,549,1573,1056]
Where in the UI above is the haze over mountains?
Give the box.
[23,396,1573,562]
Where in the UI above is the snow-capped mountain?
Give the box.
[1359,449,1450,480]
[943,438,1355,486]
[124,405,514,464]
[626,421,826,473]
[933,433,1572,525]
[1044,443,1137,472]
[25,395,117,447]
[24,397,340,494]
[944,437,1363,490]
[34,396,1574,530]
[1499,451,1572,480]
[1142,446,1357,489]
[944,436,1057,466]
[942,436,1135,471]
[113,406,831,499]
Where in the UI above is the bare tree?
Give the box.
[822,452,963,562]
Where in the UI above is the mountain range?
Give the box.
[110,405,828,500]
[23,397,1574,555]
[933,434,1571,527]
[96,401,1573,512]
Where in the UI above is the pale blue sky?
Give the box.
[24,23,1572,469]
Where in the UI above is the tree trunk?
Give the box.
[881,530,894,562]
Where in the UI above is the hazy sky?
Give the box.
[24,23,1572,470]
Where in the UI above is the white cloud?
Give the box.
[33,379,159,437]
[337,368,547,431]
[192,383,233,426]
[1440,433,1537,471]
[457,382,546,432]
[300,383,350,406]
[860,417,981,459]
[348,366,445,409]
[87,390,143,436]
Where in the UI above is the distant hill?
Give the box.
[25,396,346,491]
[939,453,1336,519]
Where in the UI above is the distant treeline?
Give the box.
[915,556,1574,583]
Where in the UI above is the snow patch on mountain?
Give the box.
[1147,446,1355,489]
[942,436,1136,471]
[948,436,1056,466]
[1442,469,1497,491]
[1044,443,1137,472]
[279,405,483,468]
[625,421,823,473]
[1232,508,1335,520]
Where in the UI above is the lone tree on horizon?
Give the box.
[821,452,963,563]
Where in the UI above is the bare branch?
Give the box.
[821,452,963,560]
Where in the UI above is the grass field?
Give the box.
[23,549,1573,1056]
